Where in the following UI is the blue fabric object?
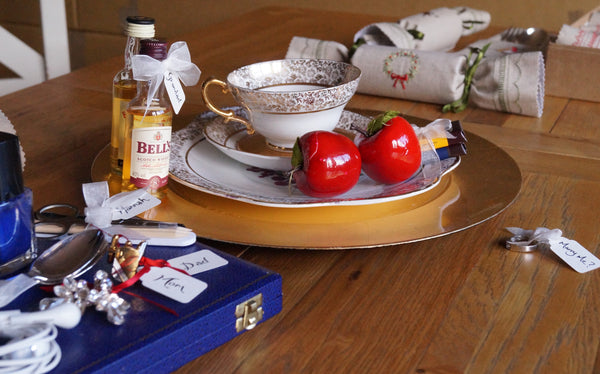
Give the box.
[8,240,282,373]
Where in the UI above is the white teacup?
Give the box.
[201,59,361,150]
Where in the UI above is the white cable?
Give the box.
[0,303,81,373]
[0,323,62,374]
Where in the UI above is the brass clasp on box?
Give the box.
[235,294,264,332]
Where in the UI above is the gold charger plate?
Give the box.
[92,125,521,250]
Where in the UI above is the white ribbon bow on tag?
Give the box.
[83,182,161,228]
[132,41,201,114]
[506,227,563,246]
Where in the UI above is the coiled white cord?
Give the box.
[0,323,61,374]
[0,302,81,374]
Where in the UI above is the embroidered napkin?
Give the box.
[351,45,544,117]
[286,40,544,117]
[354,7,491,52]
[286,38,349,61]
[556,10,600,48]
[556,25,600,48]
[286,7,491,60]
[286,8,544,117]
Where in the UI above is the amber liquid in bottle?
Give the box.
[121,103,173,199]
[110,16,155,176]
[111,79,137,174]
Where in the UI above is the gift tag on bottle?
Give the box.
[140,266,207,303]
[548,238,600,273]
[168,249,228,275]
[164,71,185,114]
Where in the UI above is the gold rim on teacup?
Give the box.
[201,59,361,150]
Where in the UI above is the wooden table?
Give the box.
[2,6,600,373]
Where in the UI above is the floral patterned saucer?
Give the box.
[203,108,369,171]
[169,108,460,208]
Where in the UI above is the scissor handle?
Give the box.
[34,203,82,239]
[35,203,80,219]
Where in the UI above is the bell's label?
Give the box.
[130,124,171,189]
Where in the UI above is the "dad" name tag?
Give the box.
[168,249,229,275]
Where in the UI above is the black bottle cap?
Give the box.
[0,132,24,202]
[140,39,168,61]
[126,16,155,25]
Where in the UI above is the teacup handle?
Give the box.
[201,78,255,134]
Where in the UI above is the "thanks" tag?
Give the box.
[140,267,207,303]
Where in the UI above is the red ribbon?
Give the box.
[112,257,192,316]
[390,73,408,89]
[40,257,189,317]
[111,256,189,294]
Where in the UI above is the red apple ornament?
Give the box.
[291,131,362,198]
[357,111,422,184]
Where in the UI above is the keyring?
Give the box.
[505,234,538,252]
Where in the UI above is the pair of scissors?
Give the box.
[34,203,86,239]
[34,203,187,240]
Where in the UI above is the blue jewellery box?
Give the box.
[9,240,283,373]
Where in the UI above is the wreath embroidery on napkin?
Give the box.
[383,50,419,89]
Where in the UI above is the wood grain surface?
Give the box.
[1,6,599,374]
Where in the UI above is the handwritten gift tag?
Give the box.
[82,181,161,227]
[506,227,599,274]
[164,71,185,114]
[168,249,229,276]
[108,188,161,220]
[548,238,600,273]
[140,267,207,303]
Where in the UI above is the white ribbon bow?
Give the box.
[506,227,564,245]
[132,41,201,114]
[83,182,161,228]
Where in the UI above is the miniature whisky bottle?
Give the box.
[111,16,155,176]
[121,39,172,198]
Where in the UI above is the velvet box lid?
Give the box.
[8,240,282,373]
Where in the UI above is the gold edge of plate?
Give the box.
[91,127,521,250]
[165,173,456,249]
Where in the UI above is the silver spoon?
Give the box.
[0,229,108,309]
[500,27,552,54]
